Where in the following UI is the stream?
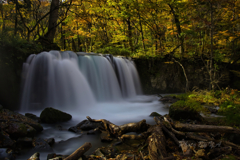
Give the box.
[17,94,170,160]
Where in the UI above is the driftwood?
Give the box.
[64,142,92,160]
[86,116,150,138]
[79,116,240,160]
[152,115,240,159]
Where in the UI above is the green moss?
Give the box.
[218,101,240,127]
[171,100,204,112]
[175,93,190,101]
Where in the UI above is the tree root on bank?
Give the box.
[46,116,240,160]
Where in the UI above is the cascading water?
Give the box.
[20,50,142,111]
[18,50,170,160]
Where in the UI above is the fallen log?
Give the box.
[154,117,179,146]
[86,116,150,137]
[120,132,149,140]
[64,142,92,160]
[148,125,168,160]
[162,117,213,141]
[172,122,240,134]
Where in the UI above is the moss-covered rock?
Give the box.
[169,104,203,122]
[0,108,43,140]
[40,107,72,123]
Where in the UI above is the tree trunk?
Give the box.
[168,4,184,56]
[0,1,5,33]
[45,0,59,43]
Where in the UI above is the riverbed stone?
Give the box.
[40,107,72,123]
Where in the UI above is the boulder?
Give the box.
[169,105,203,122]
[32,138,52,151]
[149,112,162,117]
[5,123,36,138]
[0,109,43,140]
[40,107,72,123]
[25,113,41,123]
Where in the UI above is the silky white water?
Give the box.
[18,51,169,159]
[17,95,169,160]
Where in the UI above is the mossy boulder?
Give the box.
[40,107,72,123]
[149,112,162,117]
[0,108,43,140]
[169,104,203,122]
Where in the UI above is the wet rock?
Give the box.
[17,137,33,147]
[169,105,203,121]
[46,138,55,146]
[5,122,36,139]
[40,107,72,123]
[149,112,162,117]
[28,152,40,160]
[32,138,52,151]
[0,130,15,148]
[0,108,43,135]
[25,113,41,123]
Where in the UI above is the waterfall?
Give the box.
[20,51,142,111]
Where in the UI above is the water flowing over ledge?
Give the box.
[20,50,142,112]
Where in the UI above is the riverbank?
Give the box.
[1,91,240,160]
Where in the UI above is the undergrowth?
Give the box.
[171,88,240,127]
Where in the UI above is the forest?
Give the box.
[0,0,239,58]
[1,0,240,160]
[1,0,240,90]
